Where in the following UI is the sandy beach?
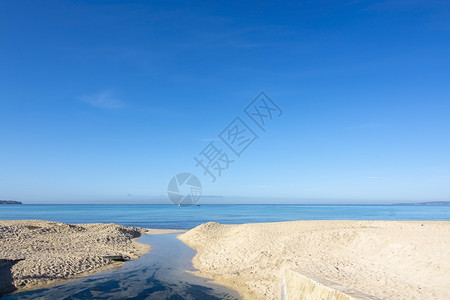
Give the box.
[179,220,450,300]
[2,219,449,299]
[0,220,149,294]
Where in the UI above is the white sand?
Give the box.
[179,221,450,300]
[0,220,149,293]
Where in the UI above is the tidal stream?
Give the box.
[4,234,240,300]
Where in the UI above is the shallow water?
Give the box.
[3,234,240,300]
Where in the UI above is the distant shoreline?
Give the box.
[3,202,450,205]
[0,200,22,205]
[394,201,450,206]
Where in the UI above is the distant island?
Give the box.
[0,200,22,204]
[395,201,450,206]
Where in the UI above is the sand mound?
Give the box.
[179,220,450,300]
[0,220,148,293]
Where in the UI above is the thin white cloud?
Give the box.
[365,0,437,11]
[201,138,219,142]
[78,91,123,109]
[255,185,271,189]
[344,123,387,130]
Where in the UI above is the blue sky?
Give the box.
[1,0,449,204]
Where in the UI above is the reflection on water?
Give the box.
[4,234,240,300]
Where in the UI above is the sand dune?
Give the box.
[0,220,149,294]
[179,220,450,300]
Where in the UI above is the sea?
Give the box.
[1,204,449,229]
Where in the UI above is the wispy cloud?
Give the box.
[344,123,387,130]
[201,138,219,142]
[78,91,124,109]
[255,185,272,189]
[364,0,436,11]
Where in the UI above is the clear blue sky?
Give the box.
[1,0,449,204]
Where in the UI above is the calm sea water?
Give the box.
[1,204,449,229]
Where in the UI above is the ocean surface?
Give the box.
[1,204,449,229]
